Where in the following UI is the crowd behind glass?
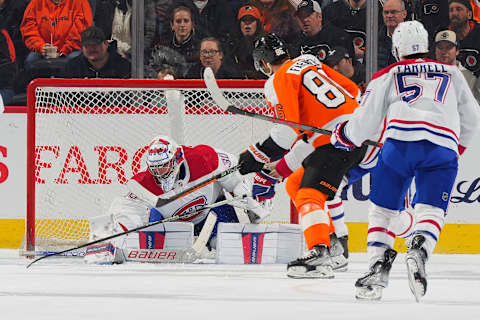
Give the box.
[0,0,479,105]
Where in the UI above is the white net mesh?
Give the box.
[27,79,290,252]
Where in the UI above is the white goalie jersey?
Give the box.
[98,144,244,234]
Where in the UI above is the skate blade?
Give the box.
[287,266,334,279]
[406,258,426,302]
[355,285,383,301]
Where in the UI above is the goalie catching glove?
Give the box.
[231,175,275,223]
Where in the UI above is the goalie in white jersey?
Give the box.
[331,21,480,301]
[85,135,270,264]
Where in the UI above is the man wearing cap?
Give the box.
[63,26,130,79]
[448,0,480,76]
[291,0,354,63]
[435,29,480,102]
[227,5,267,79]
[324,46,367,91]
[323,0,379,61]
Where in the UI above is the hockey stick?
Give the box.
[203,67,382,149]
[26,195,244,268]
[155,164,240,207]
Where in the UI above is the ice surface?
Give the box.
[1,250,479,320]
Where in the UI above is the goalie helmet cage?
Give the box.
[25,78,296,255]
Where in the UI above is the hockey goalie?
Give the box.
[84,135,272,264]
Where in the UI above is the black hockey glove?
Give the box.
[238,144,267,175]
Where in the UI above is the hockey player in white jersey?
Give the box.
[85,135,271,264]
[331,21,480,301]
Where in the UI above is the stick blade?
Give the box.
[203,67,231,110]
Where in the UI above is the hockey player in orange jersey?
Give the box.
[238,33,367,278]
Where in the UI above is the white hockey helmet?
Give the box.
[391,21,429,61]
[146,136,184,187]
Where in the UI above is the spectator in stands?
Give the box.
[170,0,236,45]
[448,0,480,77]
[154,0,174,41]
[148,5,204,78]
[62,26,131,78]
[184,37,242,79]
[0,0,29,66]
[435,29,480,102]
[412,0,449,41]
[94,0,157,60]
[20,0,93,70]
[227,4,267,79]
[0,28,16,105]
[291,0,354,62]
[322,0,371,60]
[324,45,366,92]
[377,0,407,69]
[470,0,480,21]
[249,0,299,45]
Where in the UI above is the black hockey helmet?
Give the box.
[252,33,290,73]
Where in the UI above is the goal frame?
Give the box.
[26,78,289,253]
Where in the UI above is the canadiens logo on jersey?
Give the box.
[173,196,208,221]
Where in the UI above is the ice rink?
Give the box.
[1,250,479,320]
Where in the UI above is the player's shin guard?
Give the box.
[355,249,397,300]
[327,197,348,238]
[327,197,349,259]
[366,203,397,267]
[389,209,415,238]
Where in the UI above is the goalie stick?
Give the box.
[203,67,383,149]
[26,195,244,268]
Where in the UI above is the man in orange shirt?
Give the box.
[238,33,366,278]
[20,0,93,70]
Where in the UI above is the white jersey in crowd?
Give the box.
[106,144,242,232]
[0,95,4,114]
[344,58,480,153]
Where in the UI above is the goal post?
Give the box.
[25,78,294,255]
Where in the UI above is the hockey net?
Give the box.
[24,78,293,255]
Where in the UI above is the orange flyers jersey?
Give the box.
[264,54,361,149]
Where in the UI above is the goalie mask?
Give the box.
[253,33,289,76]
[392,21,429,61]
[146,136,184,192]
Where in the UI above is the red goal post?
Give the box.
[25,78,295,255]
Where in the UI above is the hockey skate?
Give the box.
[406,234,428,302]
[355,249,397,300]
[330,234,348,272]
[338,235,349,259]
[287,245,334,279]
